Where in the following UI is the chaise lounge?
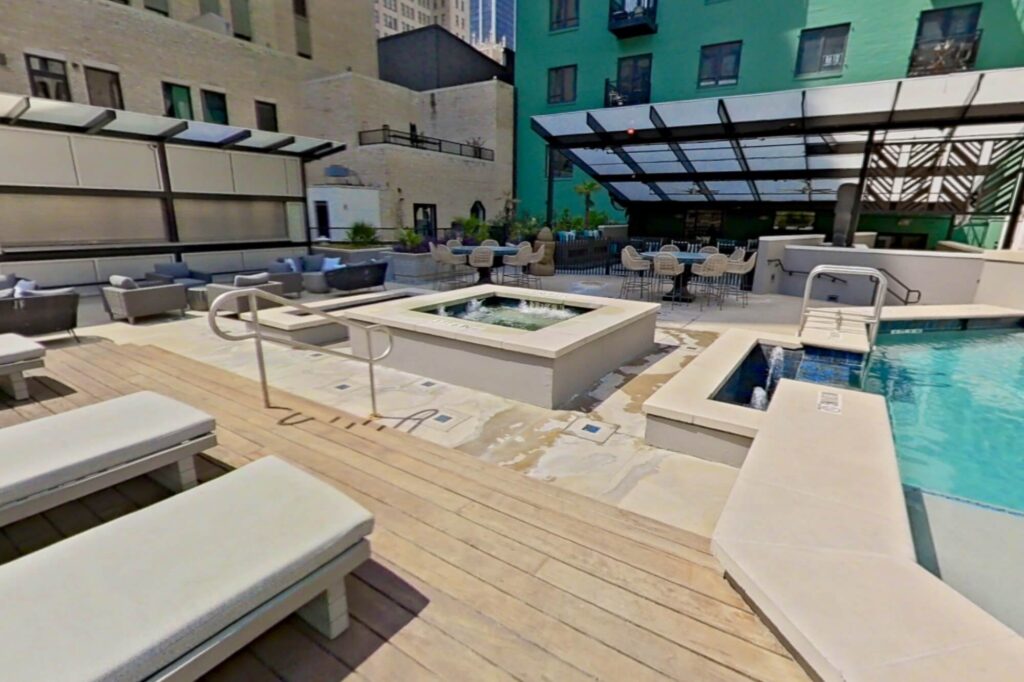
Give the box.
[0,456,374,681]
[0,391,214,527]
[0,334,45,401]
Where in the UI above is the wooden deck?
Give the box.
[0,340,809,681]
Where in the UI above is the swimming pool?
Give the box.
[864,328,1024,514]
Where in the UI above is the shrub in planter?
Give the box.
[349,221,379,245]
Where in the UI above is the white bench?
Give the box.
[0,391,215,527]
[0,333,45,400]
[0,456,374,681]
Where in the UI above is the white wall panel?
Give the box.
[95,255,174,281]
[166,145,234,193]
[0,128,78,186]
[284,157,304,196]
[72,137,162,190]
[231,152,289,195]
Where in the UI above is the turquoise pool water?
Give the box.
[864,329,1024,513]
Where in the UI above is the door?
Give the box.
[916,4,980,42]
[617,54,652,104]
[413,204,437,238]
[314,200,330,239]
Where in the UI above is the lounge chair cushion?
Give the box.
[0,391,214,508]
[0,334,45,364]
[109,275,138,289]
[322,257,344,271]
[17,287,77,298]
[0,456,374,682]
[0,288,12,300]
[233,273,270,287]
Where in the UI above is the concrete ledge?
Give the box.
[713,380,1024,682]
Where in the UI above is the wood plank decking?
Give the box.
[0,340,809,682]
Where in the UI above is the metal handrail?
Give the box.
[207,288,393,417]
[798,265,888,348]
[872,267,922,305]
[768,258,848,285]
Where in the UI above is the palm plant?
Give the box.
[574,180,602,229]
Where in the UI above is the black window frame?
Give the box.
[547,64,577,105]
[255,100,279,132]
[698,40,742,88]
[795,23,851,76]
[84,66,125,109]
[915,3,982,42]
[161,82,194,120]
[25,54,72,102]
[144,0,170,16]
[547,147,573,180]
[293,0,308,18]
[201,89,229,125]
[550,0,579,31]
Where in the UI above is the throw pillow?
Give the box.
[321,257,344,271]
[13,279,36,296]
[0,274,18,289]
[234,273,271,287]
[109,275,138,289]
[285,257,301,273]
[302,254,325,272]
[155,262,190,279]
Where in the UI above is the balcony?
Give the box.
[608,0,658,38]
[605,79,651,107]
[907,30,982,77]
[358,127,495,161]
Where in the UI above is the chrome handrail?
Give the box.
[798,265,888,348]
[207,288,393,417]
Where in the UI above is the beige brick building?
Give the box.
[373,0,469,42]
[0,0,512,269]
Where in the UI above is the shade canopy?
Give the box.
[532,68,1024,205]
[0,92,345,160]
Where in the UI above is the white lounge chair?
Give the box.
[0,456,374,682]
[0,390,214,526]
[0,333,45,400]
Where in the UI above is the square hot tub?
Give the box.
[341,285,659,408]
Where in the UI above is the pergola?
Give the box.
[0,93,345,160]
[531,67,1024,247]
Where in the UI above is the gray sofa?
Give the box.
[147,262,213,288]
[0,285,80,340]
[273,256,388,294]
[102,277,187,324]
[266,261,304,297]
[207,274,285,314]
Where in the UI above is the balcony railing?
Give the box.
[358,128,495,161]
[907,31,982,77]
[605,79,651,107]
[608,0,658,38]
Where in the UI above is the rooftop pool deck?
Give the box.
[0,340,807,682]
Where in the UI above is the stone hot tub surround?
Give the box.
[340,285,660,408]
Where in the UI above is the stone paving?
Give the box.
[64,275,810,537]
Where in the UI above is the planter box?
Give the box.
[312,246,392,265]
[389,251,441,283]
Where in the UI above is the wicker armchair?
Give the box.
[0,292,80,339]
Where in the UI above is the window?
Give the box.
[231,0,252,40]
[162,82,194,119]
[201,90,229,124]
[144,0,170,15]
[699,41,742,87]
[550,0,578,30]
[548,147,573,179]
[917,3,981,42]
[199,0,221,14]
[293,0,307,17]
[796,24,850,76]
[470,200,486,221]
[255,100,278,131]
[547,65,577,104]
[85,67,124,109]
[26,55,71,101]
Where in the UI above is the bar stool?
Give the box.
[650,253,685,307]
[619,245,650,299]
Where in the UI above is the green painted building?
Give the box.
[515,0,1024,248]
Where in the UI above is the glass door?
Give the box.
[413,204,438,239]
